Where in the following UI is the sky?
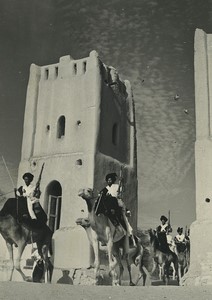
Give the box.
[0,0,211,233]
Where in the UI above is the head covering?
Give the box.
[177,227,183,233]
[160,215,168,222]
[168,227,172,233]
[22,172,34,182]
[105,173,117,182]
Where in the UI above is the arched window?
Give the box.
[44,180,62,232]
[112,123,119,146]
[57,115,65,138]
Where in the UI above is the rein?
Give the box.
[94,192,103,214]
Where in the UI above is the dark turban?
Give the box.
[177,227,183,233]
[22,172,34,182]
[105,173,117,182]
[160,215,168,222]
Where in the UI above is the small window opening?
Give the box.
[83,61,87,73]
[112,123,119,146]
[55,66,58,77]
[74,63,77,74]
[45,69,49,79]
[57,116,65,138]
[76,159,82,166]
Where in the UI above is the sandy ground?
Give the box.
[0,282,212,300]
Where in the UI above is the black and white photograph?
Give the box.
[0,1,212,299]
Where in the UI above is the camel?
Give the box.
[75,217,143,286]
[175,241,189,282]
[0,197,53,282]
[78,188,143,286]
[148,229,179,285]
[134,229,180,286]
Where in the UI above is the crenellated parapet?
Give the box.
[40,51,99,81]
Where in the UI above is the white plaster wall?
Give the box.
[52,226,91,269]
[31,53,100,157]
[21,64,41,160]
[194,29,212,220]
[195,140,212,220]
[183,29,212,285]
[18,50,137,270]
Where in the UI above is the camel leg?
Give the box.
[107,239,118,286]
[178,263,182,285]
[173,258,179,286]
[164,262,170,285]
[112,248,124,286]
[92,238,100,285]
[158,265,162,280]
[151,260,157,276]
[171,262,176,279]
[41,245,53,283]
[6,242,14,281]
[136,266,152,286]
[161,263,168,285]
[14,240,30,281]
[142,266,152,286]
[125,254,134,286]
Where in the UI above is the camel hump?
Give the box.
[0,198,19,218]
[0,197,30,221]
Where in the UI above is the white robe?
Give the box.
[106,183,120,197]
[175,233,185,242]
[17,184,38,219]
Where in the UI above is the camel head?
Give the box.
[75,217,91,228]
[148,228,157,244]
[78,188,96,213]
[78,188,94,200]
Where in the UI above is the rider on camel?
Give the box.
[174,227,188,253]
[156,215,172,234]
[166,227,177,254]
[15,171,47,229]
[95,172,134,240]
[156,215,176,253]
[96,173,125,227]
[174,227,186,243]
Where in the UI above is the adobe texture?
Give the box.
[18,51,137,274]
[182,29,212,285]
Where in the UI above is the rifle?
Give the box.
[117,165,124,199]
[168,210,172,232]
[185,225,188,237]
[118,165,135,245]
[33,163,45,198]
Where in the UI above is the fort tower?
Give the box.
[18,51,137,278]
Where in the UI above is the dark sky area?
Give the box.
[0,0,211,231]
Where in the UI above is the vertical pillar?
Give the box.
[21,63,41,160]
[182,29,212,286]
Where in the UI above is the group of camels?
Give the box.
[0,187,190,286]
[77,187,190,286]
